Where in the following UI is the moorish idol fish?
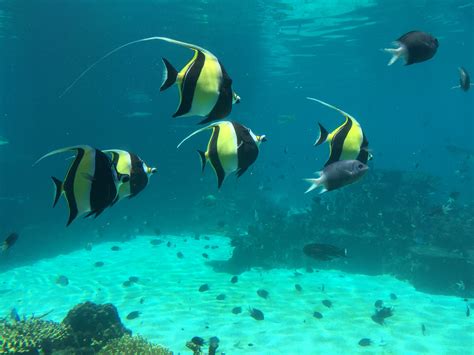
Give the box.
[177,121,266,188]
[307,97,371,166]
[34,145,129,226]
[59,37,240,124]
[104,149,157,202]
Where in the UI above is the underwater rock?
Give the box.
[94,261,104,267]
[249,307,264,320]
[177,251,184,259]
[62,301,131,350]
[111,246,121,251]
[374,300,384,308]
[209,336,220,355]
[191,336,205,346]
[295,284,303,292]
[231,276,238,284]
[216,294,226,300]
[199,284,210,292]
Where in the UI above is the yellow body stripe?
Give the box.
[73,149,95,215]
[191,52,221,116]
[215,122,238,173]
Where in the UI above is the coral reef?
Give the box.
[214,170,474,297]
[0,318,72,354]
[98,335,172,355]
[62,301,131,350]
[0,302,170,354]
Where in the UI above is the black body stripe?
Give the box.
[356,132,370,164]
[173,50,206,118]
[325,117,352,167]
[129,153,148,196]
[201,61,233,124]
[89,150,117,212]
[64,148,84,226]
[233,122,258,177]
[208,126,226,188]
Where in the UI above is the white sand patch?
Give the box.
[0,234,472,354]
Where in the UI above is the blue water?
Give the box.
[0,0,473,295]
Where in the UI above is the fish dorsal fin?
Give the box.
[306,97,358,124]
[176,121,225,149]
[33,145,93,166]
[59,36,215,98]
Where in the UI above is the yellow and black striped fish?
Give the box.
[104,149,157,203]
[59,37,240,124]
[307,97,371,166]
[34,145,128,226]
[160,38,240,124]
[177,121,266,188]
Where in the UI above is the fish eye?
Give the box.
[358,164,364,169]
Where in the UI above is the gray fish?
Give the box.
[452,67,472,92]
[2,233,19,252]
[358,338,372,347]
[199,284,209,292]
[384,31,438,66]
[313,311,323,319]
[304,160,368,193]
[216,294,226,301]
[295,284,303,292]
[232,306,242,314]
[322,299,332,308]
[126,311,141,320]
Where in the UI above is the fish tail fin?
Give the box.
[197,150,207,172]
[160,57,178,91]
[383,47,403,66]
[1,242,7,252]
[314,123,329,146]
[51,177,63,207]
[304,177,325,194]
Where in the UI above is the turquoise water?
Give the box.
[0,0,473,352]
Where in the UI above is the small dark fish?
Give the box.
[374,300,384,308]
[371,306,393,325]
[322,299,332,308]
[166,241,171,247]
[216,294,226,300]
[231,276,238,284]
[257,289,269,299]
[2,233,18,252]
[232,306,242,314]
[123,280,132,287]
[139,297,145,304]
[126,311,140,320]
[249,307,264,320]
[295,284,303,292]
[191,336,205,346]
[384,31,438,66]
[150,239,162,246]
[129,276,139,283]
[199,284,209,292]
[154,228,161,236]
[358,338,372,347]
[204,245,210,249]
[458,67,471,92]
[111,246,121,251]
[467,305,471,317]
[313,311,323,319]
[390,293,398,300]
[421,323,426,336]
[202,253,209,259]
[211,245,219,249]
[56,275,69,286]
[177,252,184,259]
[94,261,104,267]
[303,243,347,261]
[305,160,368,193]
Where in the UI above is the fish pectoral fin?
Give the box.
[197,150,207,172]
[315,123,329,146]
[160,57,178,91]
[304,177,323,194]
[51,176,63,207]
[383,47,404,66]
